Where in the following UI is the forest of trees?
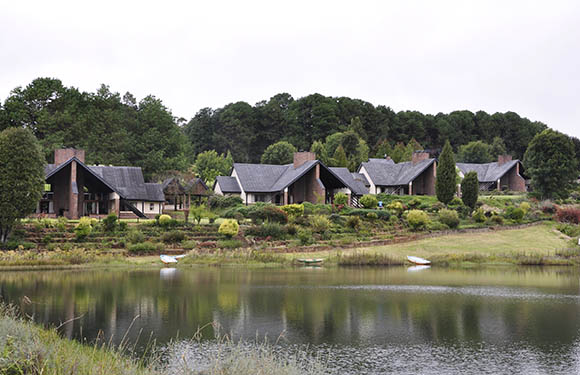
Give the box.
[1,77,579,180]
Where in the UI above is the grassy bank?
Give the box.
[0,304,324,375]
[284,222,580,266]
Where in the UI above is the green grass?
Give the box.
[0,304,325,375]
[283,222,579,266]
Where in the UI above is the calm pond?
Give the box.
[1,266,580,374]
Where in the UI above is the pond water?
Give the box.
[1,266,580,374]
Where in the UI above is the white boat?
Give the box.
[407,255,431,265]
[160,254,187,264]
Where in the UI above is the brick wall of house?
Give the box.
[412,152,430,165]
[293,152,316,168]
[500,163,526,192]
[409,162,436,195]
[290,164,326,204]
[54,149,85,165]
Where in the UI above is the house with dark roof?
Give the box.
[358,152,437,195]
[456,155,526,192]
[37,149,165,219]
[213,152,368,205]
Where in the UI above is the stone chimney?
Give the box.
[412,151,430,165]
[498,154,512,166]
[293,151,316,168]
[54,148,85,165]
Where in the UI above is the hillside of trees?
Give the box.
[1,77,579,179]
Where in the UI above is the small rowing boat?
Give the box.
[297,258,324,265]
[160,254,187,264]
[407,255,431,265]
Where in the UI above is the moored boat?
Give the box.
[407,255,431,265]
[297,258,324,265]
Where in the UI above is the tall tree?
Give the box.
[489,136,507,159]
[332,145,349,168]
[457,141,492,163]
[261,141,297,164]
[461,171,479,210]
[310,140,328,164]
[0,128,45,244]
[194,150,233,186]
[436,141,456,204]
[524,129,578,199]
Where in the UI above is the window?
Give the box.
[150,203,155,211]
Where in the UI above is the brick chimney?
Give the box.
[498,154,512,166]
[293,151,316,168]
[412,151,430,165]
[54,148,85,165]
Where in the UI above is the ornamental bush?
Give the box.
[208,195,243,209]
[504,206,525,222]
[248,204,288,224]
[360,194,378,209]
[158,214,173,227]
[102,213,118,232]
[245,223,287,239]
[472,208,487,223]
[436,140,456,204]
[74,217,93,241]
[297,229,315,245]
[407,210,430,230]
[334,193,349,206]
[555,207,580,224]
[387,201,405,217]
[280,204,305,219]
[438,209,459,228]
[218,219,239,238]
[161,230,187,243]
[310,215,331,234]
[461,171,479,210]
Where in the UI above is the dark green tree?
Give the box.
[0,128,45,244]
[332,145,349,168]
[524,129,578,199]
[436,140,456,204]
[457,141,492,163]
[310,140,328,164]
[489,136,507,159]
[260,141,297,164]
[461,171,479,210]
[374,139,392,158]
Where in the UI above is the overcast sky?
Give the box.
[1,0,579,138]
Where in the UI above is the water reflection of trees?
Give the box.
[0,267,579,353]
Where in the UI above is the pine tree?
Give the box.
[436,140,456,204]
[332,145,349,168]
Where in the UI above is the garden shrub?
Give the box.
[555,207,580,224]
[126,229,145,244]
[181,240,197,250]
[366,212,378,220]
[429,202,445,213]
[74,217,93,241]
[302,201,315,215]
[539,200,557,214]
[489,214,504,225]
[407,198,421,208]
[346,216,361,230]
[504,206,525,222]
[102,213,118,232]
[118,221,128,231]
[386,201,404,216]
[334,193,349,206]
[158,214,173,227]
[218,219,239,238]
[280,204,304,219]
[285,224,298,235]
[449,197,463,206]
[312,204,332,215]
[360,194,378,209]
[245,223,287,239]
[328,213,345,225]
[297,229,314,245]
[189,206,206,224]
[519,202,531,215]
[438,209,459,228]
[407,210,430,230]
[427,221,449,231]
[310,215,331,234]
[556,223,580,238]
[472,208,487,223]
[217,239,243,249]
[461,171,479,210]
[128,241,164,254]
[161,230,187,243]
[248,204,288,224]
[208,195,243,209]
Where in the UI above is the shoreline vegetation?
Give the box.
[1,193,580,269]
[0,221,577,269]
[0,304,326,375]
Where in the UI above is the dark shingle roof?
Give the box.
[215,176,241,193]
[328,167,369,195]
[89,166,165,201]
[360,158,436,186]
[456,160,520,182]
[225,161,364,194]
[351,172,370,187]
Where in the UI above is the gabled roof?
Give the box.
[456,160,520,182]
[359,158,436,186]
[45,157,165,202]
[230,160,362,194]
[351,172,370,187]
[215,176,241,193]
[328,167,369,195]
